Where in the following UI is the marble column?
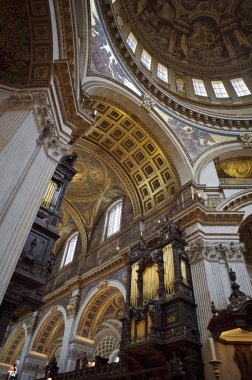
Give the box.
[0,89,70,304]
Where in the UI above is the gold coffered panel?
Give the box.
[85,99,179,213]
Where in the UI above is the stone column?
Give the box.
[187,235,251,380]
[58,290,80,372]
[17,313,39,378]
[0,89,70,304]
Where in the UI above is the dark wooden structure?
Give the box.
[208,268,252,380]
[119,218,204,379]
[0,154,77,345]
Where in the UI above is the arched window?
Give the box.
[104,200,123,239]
[60,232,78,268]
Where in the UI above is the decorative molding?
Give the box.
[142,93,155,112]
[174,202,244,230]
[186,238,245,264]
[26,314,38,335]
[54,60,93,142]
[99,0,252,132]
[66,295,80,319]
[239,133,252,148]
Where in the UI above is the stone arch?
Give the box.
[29,306,67,359]
[0,326,26,364]
[83,80,191,182]
[194,143,250,184]
[73,280,126,339]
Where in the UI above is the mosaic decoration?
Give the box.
[155,107,236,160]
[215,157,252,185]
[90,0,141,96]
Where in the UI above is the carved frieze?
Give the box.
[187,238,245,264]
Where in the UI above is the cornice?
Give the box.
[174,202,244,229]
[43,252,127,305]
[54,60,94,142]
[98,0,252,133]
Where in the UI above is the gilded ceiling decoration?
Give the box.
[0,0,53,85]
[215,157,252,185]
[123,0,252,73]
[84,99,179,214]
[77,287,121,338]
[32,310,64,354]
[67,153,110,200]
[0,327,25,364]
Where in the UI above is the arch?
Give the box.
[0,326,26,364]
[83,80,191,184]
[73,280,126,338]
[28,306,67,359]
[194,142,249,184]
[219,190,252,213]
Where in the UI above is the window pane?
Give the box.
[157,63,168,83]
[106,201,122,237]
[192,78,207,97]
[231,78,251,97]
[141,50,152,70]
[62,234,78,267]
[127,32,137,53]
[211,81,229,98]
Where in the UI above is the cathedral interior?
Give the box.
[0,0,252,379]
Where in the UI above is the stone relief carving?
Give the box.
[66,295,80,319]
[9,90,70,160]
[26,314,38,335]
[187,238,245,264]
[239,133,252,148]
[142,93,155,111]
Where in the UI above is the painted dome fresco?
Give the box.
[121,0,252,74]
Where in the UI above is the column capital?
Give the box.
[187,238,245,264]
[8,90,71,162]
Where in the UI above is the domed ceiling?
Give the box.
[122,0,252,74]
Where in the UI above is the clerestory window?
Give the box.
[192,78,208,97]
[157,63,168,83]
[211,81,229,98]
[104,200,123,239]
[141,50,152,70]
[230,78,251,97]
[127,32,138,53]
[60,232,78,268]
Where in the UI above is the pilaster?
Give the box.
[58,290,80,372]
[186,234,251,380]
